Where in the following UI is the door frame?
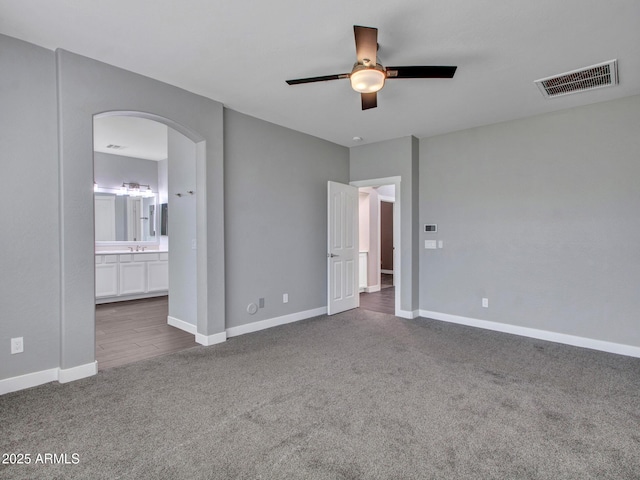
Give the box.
[350,176,401,317]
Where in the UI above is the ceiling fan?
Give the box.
[286,25,457,110]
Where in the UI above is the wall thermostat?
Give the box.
[424,224,437,233]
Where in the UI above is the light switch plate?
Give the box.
[425,240,437,249]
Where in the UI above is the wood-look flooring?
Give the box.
[95,296,197,371]
[359,287,395,315]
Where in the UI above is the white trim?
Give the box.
[365,285,381,293]
[96,291,168,304]
[419,310,640,359]
[58,361,98,384]
[1,361,98,395]
[350,176,401,188]
[168,315,197,335]
[0,368,58,395]
[381,269,394,275]
[226,307,327,338]
[195,331,227,346]
[397,309,419,319]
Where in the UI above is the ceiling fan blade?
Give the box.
[361,92,377,110]
[386,66,457,79]
[286,74,349,85]
[354,25,378,66]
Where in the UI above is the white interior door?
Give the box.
[327,181,359,315]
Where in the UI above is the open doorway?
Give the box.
[356,182,398,315]
[93,115,198,370]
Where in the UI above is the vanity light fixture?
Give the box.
[95,181,155,197]
[119,182,154,197]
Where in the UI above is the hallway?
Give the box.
[359,274,395,315]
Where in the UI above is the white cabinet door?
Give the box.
[359,252,368,291]
[119,262,146,295]
[96,264,118,297]
[147,261,169,292]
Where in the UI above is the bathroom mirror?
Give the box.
[95,192,159,244]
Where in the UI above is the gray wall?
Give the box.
[158,159,169,204]
[94,151,159,192]
[167,129,197,325]
[223,109,349,328]
[420,95,640,347]
[350,136,420,314]
[0,35,59,379]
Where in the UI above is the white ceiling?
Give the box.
[2,0,640,147]
[93,116,168,161]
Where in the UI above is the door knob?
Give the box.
[327,253,340,258]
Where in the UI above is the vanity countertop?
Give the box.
[96,249,168,255]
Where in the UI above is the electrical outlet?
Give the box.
[283,293,288,303]
[11,337,24,354]
[259,297,264,308]
[482,298,489,308]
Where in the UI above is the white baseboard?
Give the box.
[1,361,97,396]
[96,291,168,304]
[0,368,58,395]
[365,285,381,293]
[381,269,394,275]
[419,309,640,359]
[168,316,197,335]
[58,361,98,383]
[226,307,327,338]
[397,309,419,319]
[196,331,227,346]
[169,316,226,346]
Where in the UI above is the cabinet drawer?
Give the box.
[134,253,159,262]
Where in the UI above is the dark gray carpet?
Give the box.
[1,310,639,479]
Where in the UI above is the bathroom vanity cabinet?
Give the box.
[95,251,168,303]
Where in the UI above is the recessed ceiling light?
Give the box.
[353,136,363,142]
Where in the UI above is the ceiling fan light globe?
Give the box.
[350,67,385,93]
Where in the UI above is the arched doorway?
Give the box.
[93,114,200,369]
